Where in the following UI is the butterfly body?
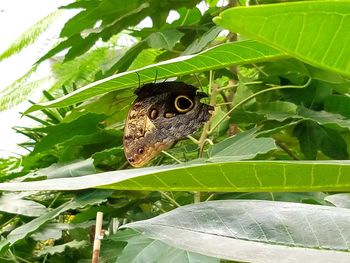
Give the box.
[124,81,214,167]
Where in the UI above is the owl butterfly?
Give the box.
[123,81,214,167]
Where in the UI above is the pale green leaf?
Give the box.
[124,200,350,262]
[116,233,219,263]
[325,193,350,209]
[0,192,47,217]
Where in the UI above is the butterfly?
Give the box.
[123,81,214,167]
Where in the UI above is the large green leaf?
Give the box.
[123,200,350,262]
[213,1,350,76]
[115,231,219,263]
[0,161,350,192]
[24,40,285,114]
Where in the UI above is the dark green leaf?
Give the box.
[31,113,106,154]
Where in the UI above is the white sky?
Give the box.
[0,0,72,157]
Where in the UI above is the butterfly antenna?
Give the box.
[154,70,158,83]
[194,73,203,91]
[136,72,141,88]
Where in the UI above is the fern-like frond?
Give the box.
[49,47,110,93]
[0,66,52,111]
[0,11,61,62]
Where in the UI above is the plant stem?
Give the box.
[276,141,300,160]
[92,212,104,263]
[198,71,218,157]
[194,192,201,203]
[160,192,181,207]
[208,78,312,135]
[161,151,183,164]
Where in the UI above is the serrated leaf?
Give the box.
[124,200,350,262]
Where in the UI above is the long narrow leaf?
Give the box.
[24,40,286,114]
[0,161,349,192]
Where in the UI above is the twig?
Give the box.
[208,78,312,134]
[276,141,300,160]
[194,192,201,203]
[92,212,104,263]
[161,151,183,164]
[160,191,181,207]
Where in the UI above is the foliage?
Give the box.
[0,0,350,262]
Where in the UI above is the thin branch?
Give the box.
[276,141,300,160]
[208,78,312,134]
[92,212,104,263]
[160,192,181,207]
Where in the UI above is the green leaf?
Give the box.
[92,147,125,170]
[31,113,106,154]
[116,231,219,263]
[103,41,148,75]
[324,95,350,118]
[123,200,350,262]
[182,26,223,55]
[213,1,350,76]
[59,0,140,38]
[37,240,89,257]
[147,30,184,51]
[0,192,47,217]
[298,106,350,130]
[256,101,297,121]
[0,190,112,253]
[25,40,285,114]
[29,158,95,179]
[1,161,350,192]
[31,222,95,241]
[208,128,277,161]
[293,121,348,160]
